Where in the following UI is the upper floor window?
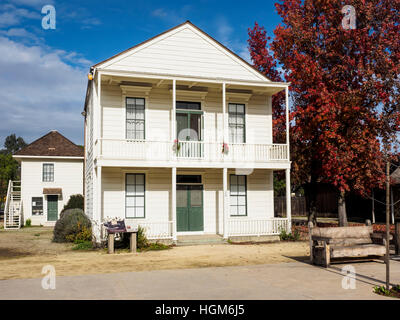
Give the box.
[42,163,54,182]
[228,103,245,143]
[126,97,145,140]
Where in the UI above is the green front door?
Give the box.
[47,195,58,221]
[177,185,203,232]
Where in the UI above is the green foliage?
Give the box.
[373,285,391,296]
[137,225,149,249]
[0,153,19,205]
[53,208,92,243]
[3,134,27,154]
[279,228,300,241]
[72,240,93,251]
[273,172,286,197]
[139,242,171,252]
[25,219,31,227]
[62,194,84,213]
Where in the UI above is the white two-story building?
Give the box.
[83,21,291,243]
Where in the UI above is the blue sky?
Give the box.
[0,0,282,146]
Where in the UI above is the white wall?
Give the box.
[101,167,274,235]
[100,84,273,144]
[20,158,83,225]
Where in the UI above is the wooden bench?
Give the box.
[309,222,391,267]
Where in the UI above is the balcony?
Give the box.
[96,139,289,168]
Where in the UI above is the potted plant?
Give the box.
[222,142,229,155]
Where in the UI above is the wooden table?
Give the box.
[107,230,137,254]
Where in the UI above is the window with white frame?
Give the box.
[230,175,247,216]
[125,173,145,218]
[126,97,145,139]
[42,163,54,182]
[228,103,245,143]
[32,197,43,215]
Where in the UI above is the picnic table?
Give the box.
[103,220,137,254]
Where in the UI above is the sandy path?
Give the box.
[0,227,309,280]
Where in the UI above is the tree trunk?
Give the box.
[338,190,348,227]
[305,182,317,226]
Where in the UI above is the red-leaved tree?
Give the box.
[250,0,400,225]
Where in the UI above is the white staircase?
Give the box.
[4,180,22,229]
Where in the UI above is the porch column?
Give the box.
[96,165,102,242]
[222,82,228,144]
[172,79,176,142]
[285,168,291,233]
[285,86,290,160]
[172,167,177,241]
[223,167,228,239]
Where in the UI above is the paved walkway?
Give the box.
[1,259,399,299]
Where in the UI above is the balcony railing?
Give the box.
[97,139,288,163]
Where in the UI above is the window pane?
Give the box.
[177,190,187,207]
[135,207,145,218]
[135,98,145,106]
[231,175,238,185]
[230,205,237,215]
[238,175,245,185]
[230,195,238,206]
[135,196,144,207]
[228,104,236,113]
[135,174,144,185]
[238,196,246,206]
[126,196,135,207]
[126,207,135,218]
[236,104,244,113]
[190,190,202,207]
[126,174,136,185]
[238,206,246,215]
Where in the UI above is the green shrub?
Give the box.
[72,240,94,250]
[53,208,92,243]
[137,225,149,249]
[25,219,31,227]
[62,194,84,213]
[279,228,300,241]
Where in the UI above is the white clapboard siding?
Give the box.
[20,159,83,225]
[100,85,272,145]
[100,25,267,82]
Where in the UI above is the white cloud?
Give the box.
[151,5,192,25]
[0,3,41,27]
[0,36,86,145]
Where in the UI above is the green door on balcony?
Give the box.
[177,185,203,232]
[47,195,58,221]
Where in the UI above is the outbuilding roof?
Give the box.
[14,130,83,158]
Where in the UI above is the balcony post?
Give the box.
[172,79,176,142]
[285,86,290,160]
[223,167,228,239]
[172,167,177,241]
[285,168,292,233]
[222,82,228,148]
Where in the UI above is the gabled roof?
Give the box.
[92,21,270,82]
[14,130,83,158]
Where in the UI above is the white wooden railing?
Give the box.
[98,139,288,163]
[126,220,173,239]
[226,218,290,237]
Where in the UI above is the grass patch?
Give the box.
[138,242,172,252]
[373,285,400,298]
[34,233,40,237]
[72,240,94,251]
[279,228,300,241]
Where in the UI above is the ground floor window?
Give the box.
[125,173,145,218]
[230,175,247,216]
[32,197,43,215]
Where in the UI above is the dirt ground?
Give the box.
[0,226,309,280]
